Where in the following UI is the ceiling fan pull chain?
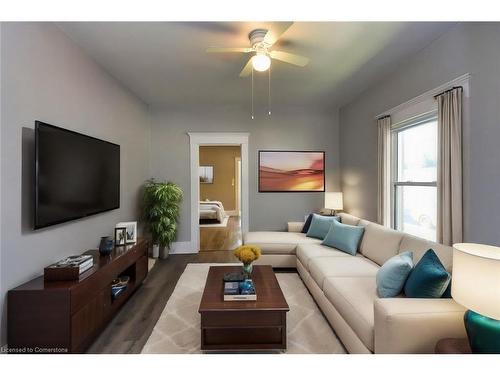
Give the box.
[268,65,272,116]
[251,68,254,120]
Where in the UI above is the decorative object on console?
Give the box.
[258,151,325,192]
[199,166,214,183]
[321,219,364,255]
[376,251,414,298]
[233,245,261,278]
[404,249,451,298]
[44,254,94,282]
[306,213,339,240]
[99,236,114,255]
[143,179,183,259]
[116,221,137,244]
[324,192,343,215]
[451,243,500,354]
[115,227,127,246]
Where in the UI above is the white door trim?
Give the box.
[188,132,250,253]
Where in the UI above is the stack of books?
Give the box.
[44,254,94,281]
[111,276,130,300]
[223,279,257,301]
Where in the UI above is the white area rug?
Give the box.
[141,263,346,354]
[199,216,229,228]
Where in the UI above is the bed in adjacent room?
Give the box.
[199,200,229,227]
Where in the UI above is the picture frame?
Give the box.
[258,150,325,192]
[116,221,137,244]
[114,227,127,246]
[199,166,214,184]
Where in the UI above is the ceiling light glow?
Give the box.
[252,54,271,72]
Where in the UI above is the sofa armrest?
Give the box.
[374,298,467,353]
[287,222,305,233]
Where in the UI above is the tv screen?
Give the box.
[35,121,120,229]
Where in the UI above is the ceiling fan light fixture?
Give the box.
[252,54,271,72]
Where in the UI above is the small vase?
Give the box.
[99,236,114,256]
[242,263,253,279]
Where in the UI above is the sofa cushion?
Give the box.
[309,256,379,289]
[306,214,340,240]
[243,231,321,255]
[404,249,451,298]
[322,219,365,256]
[296,243,351,270]
[359,223,404,266]
[338,213,361,226]
[398,234,453,272]
[323,277,378,351]
[301,214,314,233]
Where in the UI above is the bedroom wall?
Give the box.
[0,23,151,345]
[199,146,241,212]
[339,22,500,245]
[150,106,340,243]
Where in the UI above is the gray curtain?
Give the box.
[377,116,391,226]
[437,87,463,245]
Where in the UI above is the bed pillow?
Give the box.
[306,214,340,240]
[404,249,451,298]
[301,214,314,233]
[376,251,414,297]
[321,219,365,255]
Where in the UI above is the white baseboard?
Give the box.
[169,241,197,254]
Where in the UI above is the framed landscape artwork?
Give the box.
[258,151,325,192]
[199,166,214,184]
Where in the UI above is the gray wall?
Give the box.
[0,23,151,345]
[150,106,340,241]
[339,22,500,245]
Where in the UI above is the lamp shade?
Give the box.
[452,243,500,320]
[324,192,343,210]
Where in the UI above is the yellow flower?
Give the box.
[234,245,261,264]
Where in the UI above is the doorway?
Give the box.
[188,132,249,253]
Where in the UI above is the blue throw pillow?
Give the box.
[442,280,452,298]
[321,219,365,255]
[306,214,340,240]
[404,249,451,298]
[376,251,414,298]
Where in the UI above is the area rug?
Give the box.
[141,263,346,354]
[199,216,229,228]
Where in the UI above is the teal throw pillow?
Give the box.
[376,251,414,297]
[321,219,365,255]
[404,249,451,298]
[306,214,340,240]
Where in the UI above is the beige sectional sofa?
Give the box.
[243,212,467,353]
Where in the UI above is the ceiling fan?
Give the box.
[206,22,309,77]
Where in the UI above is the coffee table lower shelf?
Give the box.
[200,310,287,351]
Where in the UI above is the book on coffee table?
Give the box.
[223,280,257,301]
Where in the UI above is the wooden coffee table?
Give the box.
[198,265,289,351]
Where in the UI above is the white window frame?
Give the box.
[390,111,438,236]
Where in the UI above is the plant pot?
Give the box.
[159,246,169,259]
[152,244,160,259]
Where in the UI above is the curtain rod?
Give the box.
[434,86,463,99]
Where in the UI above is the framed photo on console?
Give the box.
[258,151,325,192]
[116,221,137,244]
[114,227,127,246]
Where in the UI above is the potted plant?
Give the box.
[143,179,183,259]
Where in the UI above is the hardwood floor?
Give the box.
[86,251,238,353]
[199,216,242,252]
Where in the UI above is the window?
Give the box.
[392,115,438,241]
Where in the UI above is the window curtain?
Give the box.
[377,116,391,226]
[436,87,463,245]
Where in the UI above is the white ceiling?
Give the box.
[57,22,456,111]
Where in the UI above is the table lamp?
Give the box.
[324,192,343,216]
[452,243,500,353]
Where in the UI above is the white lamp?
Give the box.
[324,192,343,216]
[252,53,271,72]
[452,243,500,353]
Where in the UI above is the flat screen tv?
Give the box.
[35,121,120,229]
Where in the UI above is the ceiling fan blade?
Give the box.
[239,58,253,77]
[206,47,253,53]
[263,22,294,46]
[270,50,309,67]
